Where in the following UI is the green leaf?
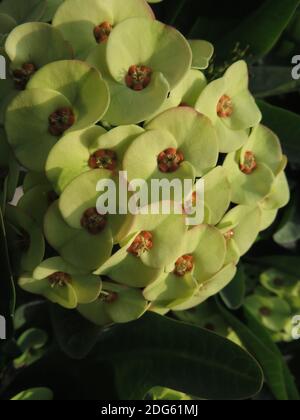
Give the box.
[7,312,263,400]
[250,256,300,278]
[220,263,246,309]
[168,0,187,25]
[217,302,300,400]
[251,66,300,98]
[0,206,15,337]
[11,387,53,401]
[50,304,102,360]
[92,313,263,400]
[257,100,300,164]
[216,0,300,60]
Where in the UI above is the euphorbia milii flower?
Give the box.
[44,201,113,272]
[120,205,188,269]
[19,257,102,309]
[172,264,237,311]
[143,224,227,308]
[223,124,286,206]
[259,171,290,231]
[46,124,144,194]
[187,166,231,226]
[195,60,262,153]
[78,280,148,325]
[260,269,300,301]
[244,294,291,334]
[5,60,110,171]
[94,236,164,289]
[217,205,262,265]
[146,69,207,121]
[123,107,218,186]
[87,17,192,124]
[53,0,154,59]
[0,22,73,124]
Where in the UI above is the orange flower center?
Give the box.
[217,95,233,118]
[174,255,194,277]
[125,65,152,91]
[240,151,257,174]
[94,22,113,43]
[157,148,184,173]
[127,231,153,257]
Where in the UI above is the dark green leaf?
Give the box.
[3,312,264,400]
[216,0,300,60]
[50,304,103,360]
[217,302,300,400]
[221,264,246,309]
[250,255,300,278]
[168,0,187,25]
[92,313,263,400]
[257,100,300,164]
[251,66,300,98]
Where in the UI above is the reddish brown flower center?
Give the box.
[48,107,75,137]
[157,148,184,173]
[125,65,152,91]
[224,230,235,240]
[217,95,233,118]
[81,208,108,235]
[174,255,194,277]
[259,307,272,317]
[12,63,36,90]
[88,149,118,170]
[48,272,71,288]
[127,231,153,257]
[240,151,257,174]
[94,21,113,43]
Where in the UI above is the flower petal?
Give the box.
[27,60,110,130]
[44,202,113,271]
[106,17,191,90]
[5,88,73,171]
[146,107,219,176]
[5,22,73,68]
[95,245,162,288]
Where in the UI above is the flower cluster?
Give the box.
[0,0,289,326]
